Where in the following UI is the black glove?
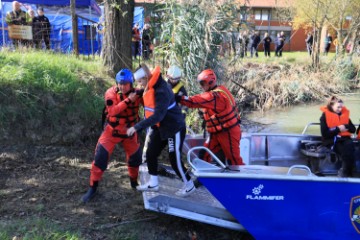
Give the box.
[135,89,144,96]
[175,94,182,103]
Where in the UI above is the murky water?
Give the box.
[246,93,360,135]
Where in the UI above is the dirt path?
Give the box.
[0,144,253,239]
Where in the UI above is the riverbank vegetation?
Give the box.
[1,49,359,144]
[0,49,111,145]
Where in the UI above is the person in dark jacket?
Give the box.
[127,64,195,197]
[262,32,272,57]
[305,32,313,56]
[320,96,356,177]
[250,31,260,58]
[32,7,51,49]
[275,31,285,57]
[142,23,152,60]
[324,33,332,55]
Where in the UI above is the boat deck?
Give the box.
[139,164,245,231]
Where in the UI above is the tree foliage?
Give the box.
[291,0,332,69]
[158,0,238,91]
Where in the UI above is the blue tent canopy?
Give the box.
[1,0,98,8]
[1,2,144,55]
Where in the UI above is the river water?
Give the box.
[246,93,360,135]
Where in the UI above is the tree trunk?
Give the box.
[101,0,134,76]
[311,28,321,69]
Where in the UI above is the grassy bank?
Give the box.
[0,50,111,145]
[1,50,359,143]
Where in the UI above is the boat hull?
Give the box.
[198,173,360,240]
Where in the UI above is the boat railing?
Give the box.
[301,122,320,135]
[187,146,226,171]
[287,165,312,176]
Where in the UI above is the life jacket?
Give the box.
[203,85,241,133]
[320,106,352,137]
[143,66,176,127]
[357,127,360,140]
[171,81,184,94]
[106,88,140,128]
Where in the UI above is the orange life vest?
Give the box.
[203,85,240,133]
[107,90,140,128]
[357,129,360,140]
[320,106,352,137]
[143,66,176,127]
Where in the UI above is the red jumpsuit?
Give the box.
[180,85,244,165]
[89,86,143,186]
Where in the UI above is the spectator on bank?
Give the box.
[32,7,51,50]
[5,1,32,48]
[262,32,272,57]
[305,32,314,56]
[250,31,260,58]
[333,37,339,56]
[27,9,35,47]
[324,33,332,55]
[243,31,250,57]
[275,31,285,57]
[142,23,152,60]
[132,23,141,59]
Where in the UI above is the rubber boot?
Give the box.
[81,181,98,203]
[130,177,139,189]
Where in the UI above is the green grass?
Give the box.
[226,51,337,65]
[0,49,111,144]
[0,218,81,240]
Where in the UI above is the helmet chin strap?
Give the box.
[209,85,217,91]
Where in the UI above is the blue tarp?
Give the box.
[1,0,99,8]
[0,2,144,55]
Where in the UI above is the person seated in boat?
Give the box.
[176,69,244,166]
[127,64,195,197]
[320,96,356,177]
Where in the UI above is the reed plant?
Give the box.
[227,54,359,112]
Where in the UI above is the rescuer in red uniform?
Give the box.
[177,69,244,166]
[82,69,143,203]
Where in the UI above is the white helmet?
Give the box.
[167,65,182,81]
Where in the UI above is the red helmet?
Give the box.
[197,69,217,87]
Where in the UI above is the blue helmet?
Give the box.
[115,68,133,84]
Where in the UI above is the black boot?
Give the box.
[130,178,139,189]
[81,182,98,203]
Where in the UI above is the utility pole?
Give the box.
[70,0,79,56]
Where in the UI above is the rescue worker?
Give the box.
[320,96,356,177]
[176,69,244,166]
[166,65,188,118]
[82,69,143,203]
[127,64,195,197]
[5,1,32,47]
[32,7,51,50]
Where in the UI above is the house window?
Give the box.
[253,9,270,21]
[262,10,269,20]
[254,10,262,20]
